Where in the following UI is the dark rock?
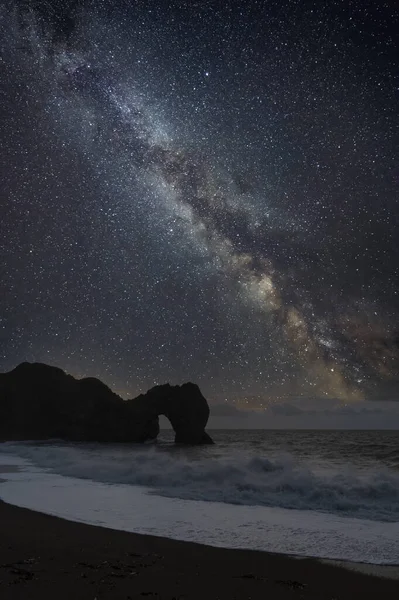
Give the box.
[129,383,212,444]
[275,579,307,590]
[0,362,213,445]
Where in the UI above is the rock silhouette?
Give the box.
[0,362,213,444]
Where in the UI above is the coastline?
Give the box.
[0,500,398,599]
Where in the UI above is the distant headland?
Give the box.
[0,362,213,445]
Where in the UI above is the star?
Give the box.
[0,0,398,403]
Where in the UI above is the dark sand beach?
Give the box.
[0,500,398,599]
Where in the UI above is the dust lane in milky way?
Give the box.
[1,1,398,401]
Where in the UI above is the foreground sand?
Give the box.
[0,500,398,599]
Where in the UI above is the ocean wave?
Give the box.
[1,442,399,522]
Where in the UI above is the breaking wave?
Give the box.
[1,441,399,522]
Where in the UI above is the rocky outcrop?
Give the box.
[0,362,213,444]
[129,383,213,445]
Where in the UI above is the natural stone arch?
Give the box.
[127,383,213,444]
[0,363,213,444]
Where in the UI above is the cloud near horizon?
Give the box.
[206,397,399,429]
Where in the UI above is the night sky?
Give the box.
[1,0,398,403]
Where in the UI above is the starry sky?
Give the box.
[1,0,398,403]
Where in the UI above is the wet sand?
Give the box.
[0,499,398,599]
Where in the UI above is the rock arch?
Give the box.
[128,382,213,444]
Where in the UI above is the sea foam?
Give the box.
[1,441,399,522]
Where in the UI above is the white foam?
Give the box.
[1,454,399,565]
[1,442,399,522]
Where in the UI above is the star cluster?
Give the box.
[1,0,398,401]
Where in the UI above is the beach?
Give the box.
[0,499,398,599]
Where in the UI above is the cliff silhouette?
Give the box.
[0,362,213,444]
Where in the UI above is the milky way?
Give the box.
[1,1,398,402]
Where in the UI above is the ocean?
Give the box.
[1,430,399,565]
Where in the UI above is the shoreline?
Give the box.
[3,496,399,576]
[0,500,398,599]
